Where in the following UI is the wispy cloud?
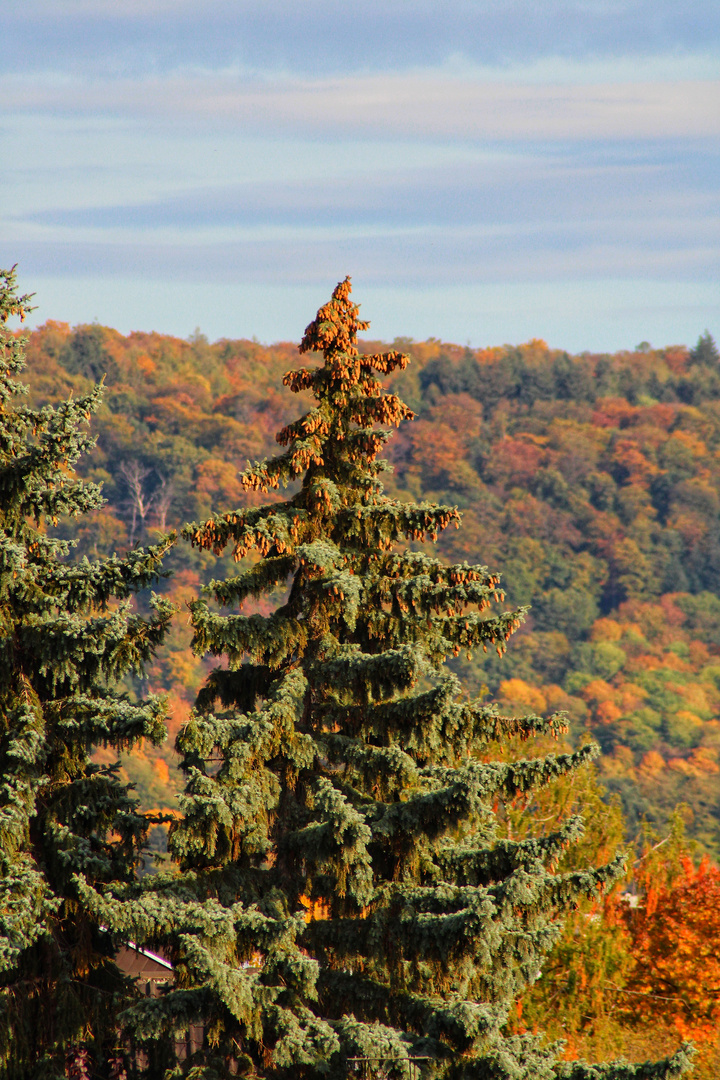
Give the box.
[18,143,717,235]
[3,70,719,141]
[10,219,719,290]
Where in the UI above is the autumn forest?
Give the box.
[13,306,720,1073]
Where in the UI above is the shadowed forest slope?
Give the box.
[23,319,720,857]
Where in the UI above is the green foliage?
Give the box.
[0,267,176,1077]
[689,331,719,368]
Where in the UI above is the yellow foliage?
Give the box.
[498,678,547,713]
[675,684,713,718]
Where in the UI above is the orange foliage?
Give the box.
[581,679,616,706]
[689,640,711,666]
[300,896,330,922]
[662,347,690,375]
[617,683,647,712]
[647,402,679,429]
[135,353,157,376]
[165,692,192,741]
[393,394,482,493]
[688,747,720,774]
[595,700,623,725]
[543,684,577,712]
[19,311,720,887]
[627,654,665,672]
[590,618,624,642]
[669,429,707,458]
[498,678,547,713]
[622,856,720,1045]
[196,457,245,509]
[592,398,639,429]
[154,758,170,785]
[669,512,709,546]
[637,750,665,777]
[611,438,658,485]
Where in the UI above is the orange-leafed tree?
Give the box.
[622,843,720,1055]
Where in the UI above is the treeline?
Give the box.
[11,306,720,1073]
[23,320,720,860]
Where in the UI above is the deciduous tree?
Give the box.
[620,820,720,1070]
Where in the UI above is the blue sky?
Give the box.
[2,1,718,350]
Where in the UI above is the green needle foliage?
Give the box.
[0,267,175,1078]
[154,280,689,1079]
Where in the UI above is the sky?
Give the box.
[2,1,718,351]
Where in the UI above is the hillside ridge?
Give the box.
[22,319,720,857]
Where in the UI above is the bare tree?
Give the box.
[154,474,174,533]
[119,460,154,546]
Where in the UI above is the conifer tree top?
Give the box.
[299,276,371,358]
[225,276,417,503]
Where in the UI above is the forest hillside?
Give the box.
[23,319,720,858]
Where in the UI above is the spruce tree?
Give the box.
[690,330,719,367]
[0,267,175,1077]
[156,279,689,1079]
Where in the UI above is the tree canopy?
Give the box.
[20,315,720,861]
